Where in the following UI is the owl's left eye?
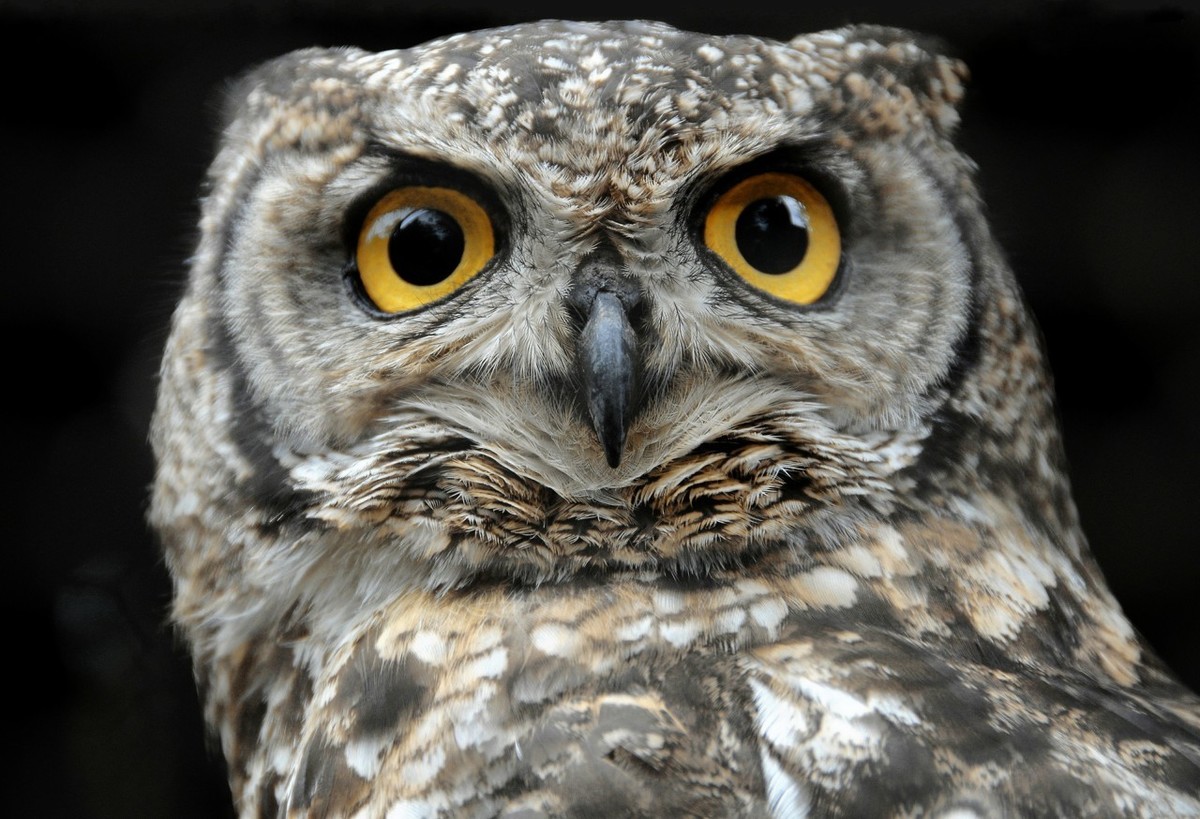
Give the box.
[703,172,841,306]
[355,186,495,313]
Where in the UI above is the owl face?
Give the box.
[160,20,1022,589]
[210,21,977,511]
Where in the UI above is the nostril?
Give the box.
[566,284,593,323]
[623,288,648,327]
[568,282,642,319]
[567,245,643,317]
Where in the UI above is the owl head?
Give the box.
[152,20,1065,593]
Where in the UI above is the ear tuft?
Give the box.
[796,26,969,138]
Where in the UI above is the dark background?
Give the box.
[2,0,1197,815]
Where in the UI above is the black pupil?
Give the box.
[387,208,465,286]
[734,196,809,274]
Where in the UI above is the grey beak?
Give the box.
[576,290,640,468]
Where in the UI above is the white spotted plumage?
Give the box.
[151,18,1200,818]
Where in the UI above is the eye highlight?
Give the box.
[703,172,841,305]
[355,186,494,313]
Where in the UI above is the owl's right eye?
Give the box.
[355,186,495,313]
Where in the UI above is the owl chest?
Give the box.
[259,579,800,817]
[226,553,1162,818]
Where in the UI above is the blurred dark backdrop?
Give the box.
[2,0,1197,815]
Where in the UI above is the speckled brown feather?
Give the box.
[150,19,1200,818]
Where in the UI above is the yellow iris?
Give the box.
[356,186,495,313]
[703,172,841,305]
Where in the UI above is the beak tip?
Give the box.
[603,440,624,469]
[592,408,626,468]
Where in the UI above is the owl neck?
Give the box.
[914,274,1086,557]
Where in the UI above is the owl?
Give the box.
[149,18,1200,818]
